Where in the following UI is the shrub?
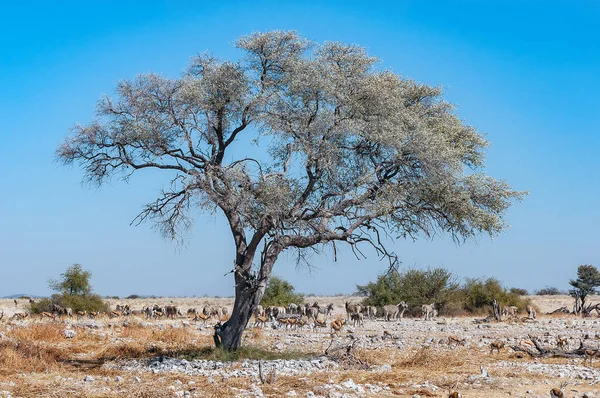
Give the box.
[29,264,109,314]
[357,268,462,316]
[126,294,141,299]
[535,286,562,295]
[29,294,109,314]
[260,276,304,307]
[462,277,529,314]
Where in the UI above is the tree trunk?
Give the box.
[213,265,270,351]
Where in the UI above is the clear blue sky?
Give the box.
[1,1,598,297]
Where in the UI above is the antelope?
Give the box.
[526,304,537,319]
[583,347,599,366]
[490,340,505,354]
[447,335,466,348]
[313,318,327,329]
[88,311,99,319]
[556,336,568,350]
[383,330,393,340]
[12,312,28,320]
[550,382,567,398]
[448,391,462,398]
[76,311,87,319]
[193,313,209,323]
[109,311,122,318]
[330,319,346,333]
[277,317,290,329]
[253,315,268,328]
[40,312,56,320]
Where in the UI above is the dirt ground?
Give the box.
[0,295,599,397]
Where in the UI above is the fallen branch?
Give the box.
[510,335,596,358]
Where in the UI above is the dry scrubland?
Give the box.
[0,295,599,397]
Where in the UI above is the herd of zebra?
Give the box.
[251,301,438,329]
[6,300,441,329]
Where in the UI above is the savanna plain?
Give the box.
[1,295,599,398]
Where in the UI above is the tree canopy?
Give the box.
[260,276,304,307]
[58,31,525,350]
[49,263,92,296]
[570,264,600,313]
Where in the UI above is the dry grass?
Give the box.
[0,341,63,373]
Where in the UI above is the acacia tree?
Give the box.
[49,263,92,296]
[569,264,600,314]
[58,31,524,350]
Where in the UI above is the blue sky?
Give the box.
[1,1,598,297]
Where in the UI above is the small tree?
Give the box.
[31,264,108,314]
[260,276,304,307]
[49,264,92,295]
[569,264,600,314]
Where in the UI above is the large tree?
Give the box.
[58,31,524,350]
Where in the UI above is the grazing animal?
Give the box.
[40,312,56,320]
[318,303,334,319]
[287,303,299,315]
[306,306,319,321]
[350,312,364,327]
[448,392,462,398]
[13,299,17,307]
[383,330,393,340]
[109,311,122,318]
[187,308,197,317]
[490,340,505,354]
[76,311,87,319]
[448,335,466,348]
[330,319,346,333]
[254,315,268,328]
[313,318,327,329]
[254,305,265,318]
[345,302,362,321]
[12,312,28,320]
[221,307,229,316]
[193,313,209,323]
[549,382,567,398]
[165,305,178,319]
[556,336,568,350]
[526,305,537,319]
[88,311,99,319]
[421,303,436,320]
[583,348,600,366]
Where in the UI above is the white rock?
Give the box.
[83,375,95,382]
[287,391,297,396]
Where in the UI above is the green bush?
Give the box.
[357,268,462,316]
[462,277,529,314]
[357,270,530,316]
[260,276,304,307]
[29,294,109,314]
[29,264,109,314]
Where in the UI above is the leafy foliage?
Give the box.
[462,277,528,314]
[569,264,600,310]
[358,268,461,316]
[260,276,304,307]
[358,270,529,316]
[49,264,92,296]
